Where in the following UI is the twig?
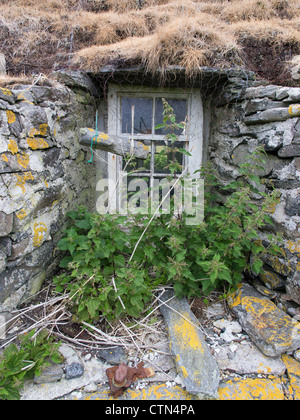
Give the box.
[129,165,189,262]
[111,276,126,310]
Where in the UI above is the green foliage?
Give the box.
[0,330,62,400]
[54,101,282,322]
[54,210,156,322]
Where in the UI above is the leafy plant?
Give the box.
[54,210,157,322]
[54,100,282,322]
[0,330,62,400]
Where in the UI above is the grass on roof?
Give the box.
[0,0,299,85]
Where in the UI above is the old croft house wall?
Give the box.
[0,70,299,328]
[0,76,97,327]
[209,82,300,304]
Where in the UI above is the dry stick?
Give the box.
[0,295,67,344]
[129,165,189,263]
[81,320,126,346]
[111,276,126,310]
[119,320,141,364]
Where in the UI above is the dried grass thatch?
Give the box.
[0,0,300,84]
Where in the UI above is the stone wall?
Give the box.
[0,69,299,326]
[0,78,97,323]
[208,83,300,305]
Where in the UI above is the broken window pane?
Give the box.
[154,141,184,173]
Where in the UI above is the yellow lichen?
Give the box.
[39,123,48,136]
[27,137,49,150]
[0,87,12,96]
[33,222,47,247]
[15,172,34,193]
[173,313,204,353]
[286,240,300,254]
[1,154,8,162]
[288,104,300,116]
[6,110,16,124]
[8,139,18,155]
[16,209,27,220]
[17,153,29,169]
[96,132,109,142]
[218,377,285,400]
[282,354,300,400]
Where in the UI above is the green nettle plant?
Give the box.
[0,330,62,400]
[54,100,282,322]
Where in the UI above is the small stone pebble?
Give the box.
[65,362,84,380]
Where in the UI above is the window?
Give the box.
[107,85,203,212]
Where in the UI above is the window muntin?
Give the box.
[119,93,188,181]
[106,84,203,213]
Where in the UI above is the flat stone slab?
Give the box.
[218,377,285,400]
[64,383,197,401]
[215,341,286,376]
[228,283,300,357]
[159,289,220,399]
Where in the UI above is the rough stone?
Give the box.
[213,319,242,342]
[244,107,297,125]
[286,271,300,306]
[282,354,300,400]
[159,288,220,399]
[0,250,6,274]
[65,362,84,380]
[0,87,15,104]
[215,341,286,375]
[52,70,98,97]
[285,194,300,216]
[21,358,109,400]
[96,346,127,365]
[34,362,64,384]
[259,270,286,290]
[0,237,12,257]
[227,283,300,357]
[0,212,13,237]
[278,145,300,158]
[218,377,285,400]
[244,99,285,116]
[0,266,39,303]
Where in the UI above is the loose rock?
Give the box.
[65,362,84,380]
[228,283,300,357]
[159,288,220,399]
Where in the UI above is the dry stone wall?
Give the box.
[0,69,299,328]
[0,78,97,323]
[208,83,300,305]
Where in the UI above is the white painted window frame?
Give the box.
[107,84,203,212]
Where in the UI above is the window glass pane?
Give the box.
[121,97,153,134]
[155,99,187,135]
[154,141,184,174]
[123,155,151,174]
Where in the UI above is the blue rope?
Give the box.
[87,110,98,163]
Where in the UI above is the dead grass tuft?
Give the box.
[0,0,299,84]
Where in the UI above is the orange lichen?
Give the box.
[8,139,18,155]
[218,377,285,400]
[173,313,204,353]
[27,137,49,150]
[15,171,34,193]
[6,110,16,124]
[17,152,29,169]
